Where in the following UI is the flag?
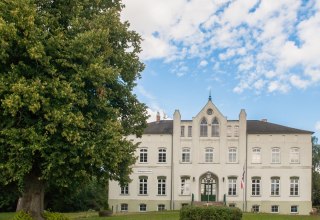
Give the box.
[241,164,245,189]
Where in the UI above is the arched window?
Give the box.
[212,117,220,137]
[200,118,208,137]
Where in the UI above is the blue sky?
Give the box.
[121,0,320,139]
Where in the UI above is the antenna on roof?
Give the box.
[209,89,212,101]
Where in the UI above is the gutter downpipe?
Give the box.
[170,132,174,210]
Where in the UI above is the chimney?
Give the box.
[156,111,160,122]
[261,119,268,122]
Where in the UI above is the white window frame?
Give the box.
[181,126,185,137]
[139,148,148,163]
[158,148,166,163]
[234,125,239,137]
[228,147,237,163]
[205,148,213,163]
[290,148,300,163]
[180,176,191,195]
[120,184,129,195]
[182,148,191,163]
[290,205,298,213]
[271,205,279,213]
[158,204,165,211]
[271,147,280,163]
[252,148,261,164]
[120,203,128,212]
[211,117,220,137]
[252,205,260,212]
[252,178,261,196]
[200,118,208,137]
[139,177,148,195]
[188,126,192,137]
[271,177,280,196]
[290,177,299,196]
[227,125,232,137]
[157,177,166,195]
[139,204,147,212]
[228,177,237,196]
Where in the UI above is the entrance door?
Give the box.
[200,174,216,202]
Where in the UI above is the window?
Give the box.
[139,177,148,195]
[229,203,236,208]
[120,184,129,195]
[188,126,192,137]
[271,177,280,196]
[290,177,299,196]
[290,205,298,213]
[290,148,299,163]
[158,177,166,195]
[227,126,232,137]
[228,147,237,163]
[252,148,261,163]
[181,126,185,137]
[182,148,190,163]
[180,176,190,195]
[205,148,213,163]
[139,148,148,163]
[158,148,166,163]
[120,203,128,212]
[234,125,239,137]
[211,117,220,137]
[158,204,165,211]
[228,177,237,196]
[271,205,279,213]
[252,177,261,196]
[139,204,146,212]
[252,205,260,212]
[271,148,280,163]
[200,118,208,137]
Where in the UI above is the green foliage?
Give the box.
[45,178,108,212]
[13,211,33,220]
[0,183,20,211]
[0,0,147,208]
[312,136,320,205]
[180,205,242,220]
[43,212,69,220]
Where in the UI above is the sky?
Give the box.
[121,0,320,139]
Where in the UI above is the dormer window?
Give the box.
[211,117,220,137]
[200,118,208,137]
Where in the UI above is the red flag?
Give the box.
[241,164,245,189]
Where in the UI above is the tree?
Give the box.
[312,136,320,205]
[0,0,148,219]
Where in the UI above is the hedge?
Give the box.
[180,205,242,220]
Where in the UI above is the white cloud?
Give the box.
[122,0,320,93]
[315,121,320,133]
[147,108,171,123]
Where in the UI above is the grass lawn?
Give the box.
[1,211,320,220]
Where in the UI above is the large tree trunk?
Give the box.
[16,173,45,220]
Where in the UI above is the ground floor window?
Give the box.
[290,205,298,213]
[229,203,236,208]
[120,203,128,212]
[252,205,259,212]
[181,203,189,207]
[139,204,147,212]
[271,205,279,213]
[158,204,165,211]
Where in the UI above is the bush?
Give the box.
[13,211,33,220]
[43,212,70,220]
[180,205,242,220]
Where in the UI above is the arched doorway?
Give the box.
[200,172,218,202]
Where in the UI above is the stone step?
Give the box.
[192,201,225,207]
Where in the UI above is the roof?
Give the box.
[247,120,313,134]
[143,120,313,135]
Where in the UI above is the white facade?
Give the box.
[109,99,313,215]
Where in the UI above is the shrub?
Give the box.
[43,212,70,220]
[13,211,33,220]
[180,205,242,220]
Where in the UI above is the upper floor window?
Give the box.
[252,177,261,196]
[181,126,185,137]
[139,148,148,163]
[200,118,208,137]
[120,184,129,195]
[158,148,166,163]
[188,126,192,137]
[252,148,261,163]
[157,177,166,195]
[228,147,237,163]
[271,177,280,196]
[182,148,191,163]
[211,117,220,137]
[227,125,232,137]
[234,125,239,137]
[290,148,300,163]
[271,148,280,163]
[180,176,191,195]
[290,177,299,196]
[205,148,214,163]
